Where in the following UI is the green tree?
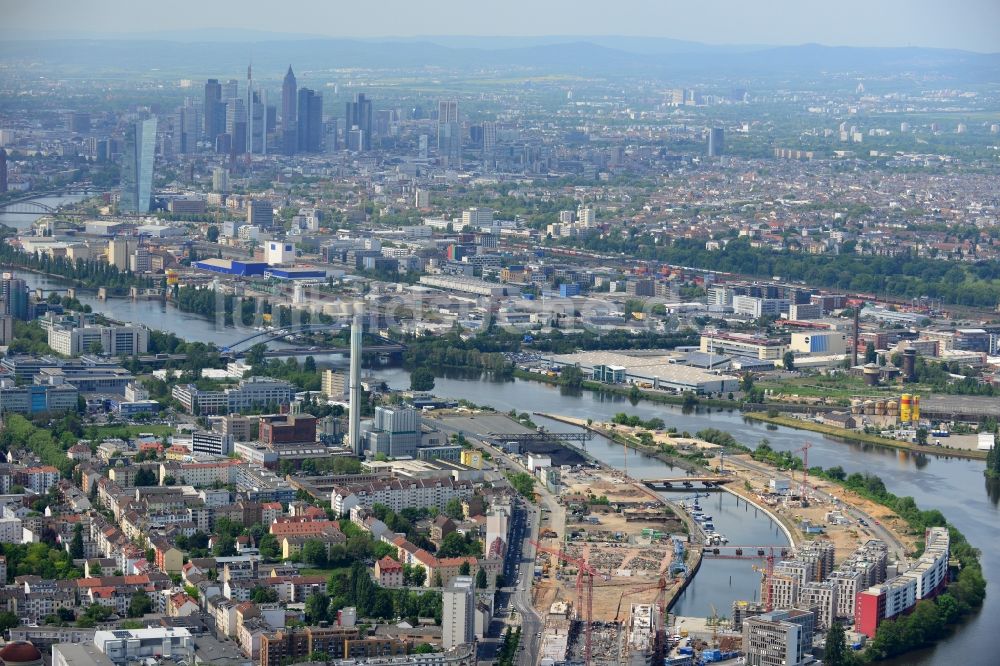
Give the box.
[410,368,435,391]
[302,540,329,567]
[0,611,20,633]
[916,427,928,446]
[783,351,796,371]
[212,536,236,557]
[305,591,330,624]
[444,498,464,520]
[133,468,157,487]
[259,534,280,561]
[206,225,219,242]
[986,433,1000,479]
[559,364,584,389]
[246,343,267,367]
[824,620,855,666]
[87,339,104,355]
[251,586,279,604]
[70,523,85,559]
[459,561,471,576]
[865,342,877,364]
[127,592,153,618]
[475,568,488,589]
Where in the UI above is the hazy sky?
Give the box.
[4,0,1000,52]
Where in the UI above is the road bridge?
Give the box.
[487,431,593,444]
[219,323,405,353]
[642,476,734,489]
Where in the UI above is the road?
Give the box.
[432,416,545,665]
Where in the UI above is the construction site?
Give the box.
[518,412,916,665]
[531,463,704,665]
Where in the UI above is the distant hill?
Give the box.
[0,35,996,79]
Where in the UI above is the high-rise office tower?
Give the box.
[204,79,222,140]
[0,148,7,194]
[297,88,322,153]
[281,65,298,154]
[247,199,273,228]
[345,93,373,151]
[119,117,157,214]
[443,577,475,649]
[281,65,297,127]
[246,64,255,155]
[348,311,363,456]
[0,273,28,320]
[222,79,239,100]
[482,121,497,162]
[438,100,461,167]
[707,127,725,157]
[179,102,200,153]
[212,167,229,193]
[249,90,266,154]
[226,99,247,155]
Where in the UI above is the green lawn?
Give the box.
[298,567,350,579]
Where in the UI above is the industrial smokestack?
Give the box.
[852,306,860,367]
[348,310,363,456]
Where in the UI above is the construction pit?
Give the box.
[533,465,698,624]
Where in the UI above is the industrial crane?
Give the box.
[709,603,719,649]
[797,443,813,505]
[529,540,607,666]
[751,548,796,612]
[614,577,670,664]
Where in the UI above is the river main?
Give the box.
[5,201,994,663]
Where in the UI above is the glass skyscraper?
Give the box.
[119,117,157,214]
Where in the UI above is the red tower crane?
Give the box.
[530,540,604,665]
[751,547,777,611]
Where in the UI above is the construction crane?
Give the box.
[752,548,776,611]
[709,603,719,649]
[529,540,606,666]
[614,577,670,664]
[752,548,795,612]
[797,443,813,504]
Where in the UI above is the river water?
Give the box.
[5,196,994,664]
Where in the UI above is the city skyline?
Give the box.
[3,0,1000,52]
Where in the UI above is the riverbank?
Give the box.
[518,367,990,464]
[539,412,917,560]
[745,412,988,461]
[536,411,708,474]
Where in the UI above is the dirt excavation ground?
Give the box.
[724,452,919,561]
[533,464,696,621]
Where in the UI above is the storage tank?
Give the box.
[851,399,863,415]
[912,395,920,422]
[862,363,881,387]
[875,400,886,416]
[166,269,179,286]
[863,400,875,415]
[900,394,912,423]
[887,400,899,416]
